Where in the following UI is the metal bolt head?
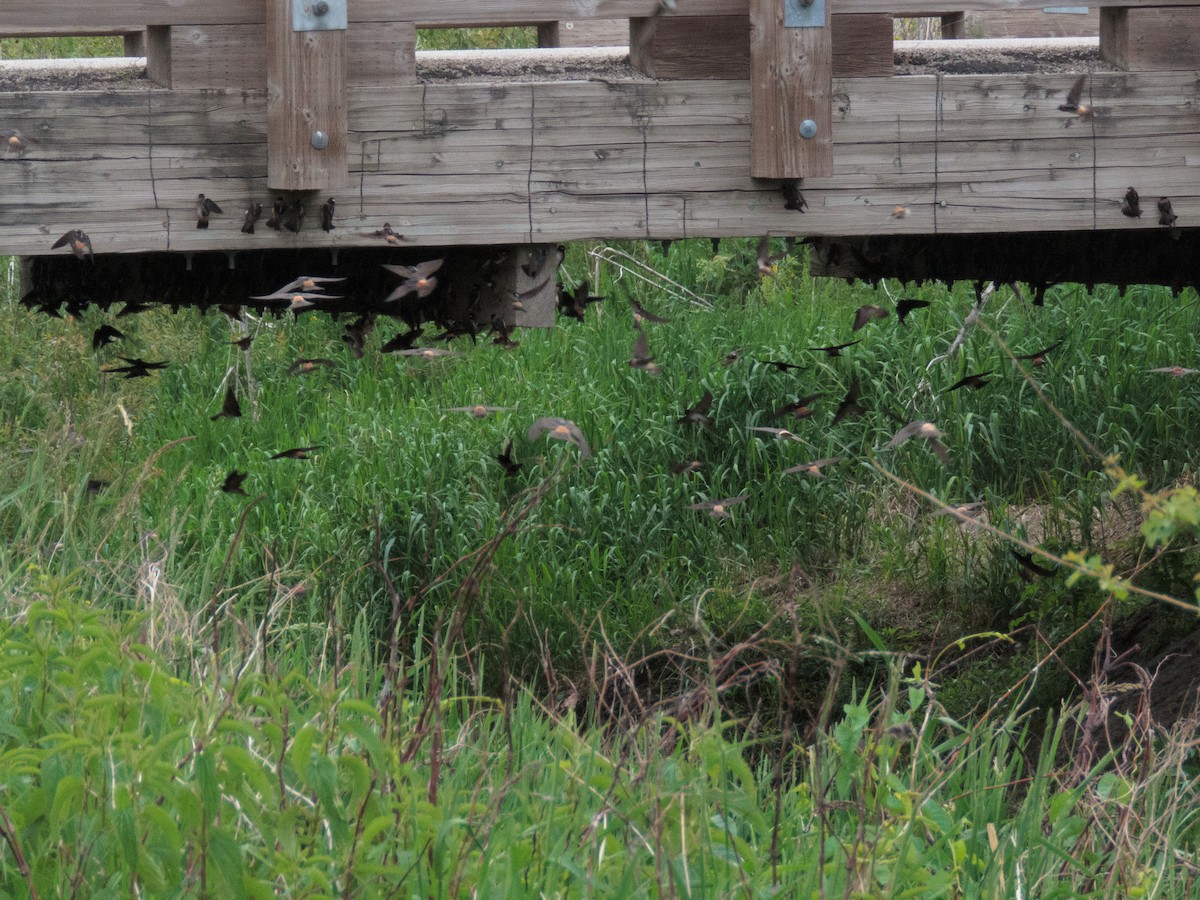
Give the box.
[311,130,329,150]
[799,119,818,140]
[313,1,330,15]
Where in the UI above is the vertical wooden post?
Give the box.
[750,0,833,179]
[940,13,967,38]
[267,0,347,190]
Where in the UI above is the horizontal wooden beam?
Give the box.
[0,71,1196,257]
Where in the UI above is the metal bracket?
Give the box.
[292,0,347,32]
[784,0,826,28]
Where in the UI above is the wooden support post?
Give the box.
[1100,7,1200,70]
[940,12,966,38]
[267,0,347,191]
[123,30,145,56]
[750,0,833,179]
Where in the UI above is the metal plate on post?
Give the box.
[784,0,826,28]
[292,0,347,32]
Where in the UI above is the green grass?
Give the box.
[0,37,125,60]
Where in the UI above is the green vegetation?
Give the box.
[0,37,125,60]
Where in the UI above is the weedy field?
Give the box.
[2,233,1199,895]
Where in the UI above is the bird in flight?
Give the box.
[852,305,890,331]
[688,495,749,518]
[527,417,591,457]
[1014,340,1064,368]
[220,470,248,496]
[945,371,993,392]
[51,229,93,261]
[210,385,242,420]
[888,420,951,465]
[678,390,714,427]
[784,457,843,478]
[808,340,860,358]
[270,446,320,460]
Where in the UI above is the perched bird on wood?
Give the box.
[320,198,336,232]
[1014,340,1064,368]
[629,297,669,326]
[831,378,865,425]
[195,194,223,229]
[888,420,951,465]
[102,357,168,379]
[945,371,993,392]
[210,385,242,420]
[1011,550,1055,578]
[781,182,807,213]
[220,470,248,496]
[1,128,32,156]
[91,324,125,350]
[895,298,931,324]
[688,494,748,519]
[808,340,861,358]
[495,440,522,476]
[1158,197,1180,237]
[51,229,93,261]
[287,358,336,376]
[1120,187,1141,219]
[758,358,804,373]
[784,457,843,477]
[283,197,305,232]
[447,405,512,418]
[678,390,714,427]
[270,446,320,460]
[1147,365,1197,377]
[371,222,403,245]
[629,326,662,375]
[382,259,444,302]
[265,196,286,230]
[852,305,890,331]
[241,202,263,234]
[774,394,822,420]
[527,416,591,457]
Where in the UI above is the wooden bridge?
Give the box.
[2,1,1199,299]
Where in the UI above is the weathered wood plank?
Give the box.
[1100,7,1200,70]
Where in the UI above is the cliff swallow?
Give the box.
[945,371,993,392]
[772,394,821,420]
[86,478,109,495]
[382,259,444,302]
[1158,197,1180,237]
[528,416,591,457]
[91,324,125,350]
[1120,187,1141,218]
[490,318,520,350]
[1014,340,1064,367]
[220,469,248,496]
[320,198,335,232]
[723,350,742,365]
[852,305,890,331]
[748,426,808,443]
[521,245,565,279]
[286,358,336,376]
[275,276,347,295]
[629,326,662,375]
[670,459,704,476]
[495,439,522,476]
[447,405,513,418]
[102,357,169,379]
[1147,366,1197,377]
[195,194,223,229]
[758,358,804,373]
[265,196,286,230]
[380,327,424,354]
[558,282,605,320]
[116,301,156,318]
[270,446,320,460]
[887,421,951,465]
[688,494,748,518]
[831,378,864,425]
[808,340,861,358]
[629,297,669,326]
[371,223,402,244]
[782,182,807,213]
[1,128,32,156]
[678,390,714,427]
[895,298,931,324]
[784,456,843,477]
[241,202,263,234]
[51,229,93,260]
[1058,74,1095,126]
[283,198,305,233]
[392,348,462,359]
[1011,550,1055,578]
[711,238,721,255]
[342,316,374,359]
[756,236,787,276]
[210,385,242,420]
[230,336,253,351]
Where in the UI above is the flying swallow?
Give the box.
[688,495,748,519]
[220,469,248,496]
[527,416,591,457]
[380,327,424,354]
[116,301,156,318]
[895,298,931,324]
[495,440,522,476]
[283,197,305,233]
[831,378,865,425]
[1014,340,1064,367]
[1011,550,1055,578]
[808,340,861,358]
[1,128,32,155]
[1147,366,1197,377]
[748,426,809,443]
[91,324,125,350]
[265,196,286,230]
[382,259,444,302]
[670,459,704,476]
[629,297,669,325]
[629,326,662,375]
[286,358,336,376]
[195,194,223,229]
[447,405,513,418]
[558,282,605,320]
[272,276,347,295]
[756,236,787,276]
[945,371,993,392]
[933,501,986,521]
[320,198,335,232]
[490,318,520,350]
[230,336,253,351]
[774,394,822,420]
[342,315,374,359]
[678,390,714,427]
[270,446,319,460]
[783,456,843,477]
[758,358,804,373]
[241,202,263,234]
[887,421,951,465]
[370,223,403,244]
[1120,187,1141,218]
[102,357,169,379]
[852,305,890,331]
[86,478,109,495]
[210,385,242,421]
[1057,73,1095,123]
[722,349,742,365]
[51,229,93,260]
[392,348,462,359]
[782,182,807,213]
